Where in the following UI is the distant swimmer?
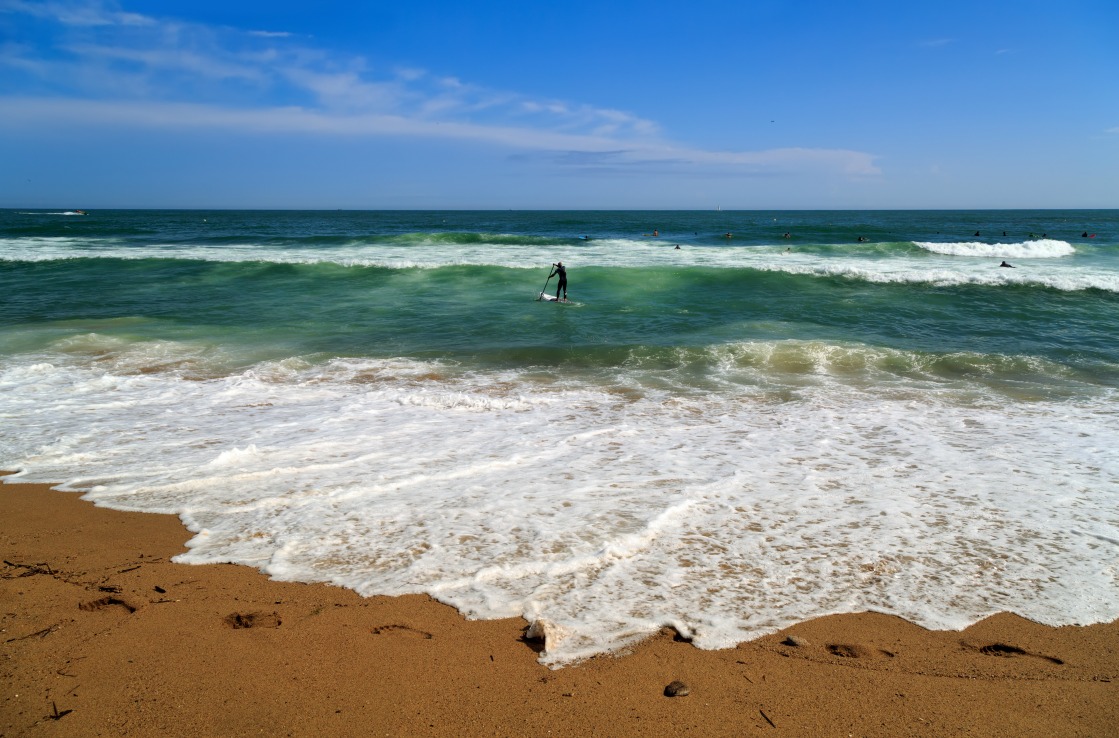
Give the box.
[549,261,568,301]
[857,236,867,242]
[999,261,1014,268]
[582,235,591,240]
[674,244,681,250]
[724,232,733,239]
[974,231,981,237]
[653,229,659,237]
[782,232,791,239]
[1002,231,1007,237]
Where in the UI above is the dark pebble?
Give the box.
[664,680,690,697]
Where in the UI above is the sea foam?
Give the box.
[2,344,1117,665]
[2,235,1117,293]
[915,239,1075,258]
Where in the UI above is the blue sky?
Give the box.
[1,0,1116,209]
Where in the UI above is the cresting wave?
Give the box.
[7,330,1113,392]
[915,239,1076,258]
[2,237,1117,293]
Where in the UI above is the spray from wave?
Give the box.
[915,240,1075,258]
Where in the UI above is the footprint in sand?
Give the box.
[224,611,282,629]
[826,643,895,659]
[79,597,136,614]
[976,642,1064,665]
[371,624,433,640]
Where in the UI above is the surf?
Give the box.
[915,239,1076,258]
[2,344,1116,664]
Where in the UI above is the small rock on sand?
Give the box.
[664,680,690,697]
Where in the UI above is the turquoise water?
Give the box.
[4,210,1118,376]
[2,209,1117,663]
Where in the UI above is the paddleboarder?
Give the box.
[549,261,567,302]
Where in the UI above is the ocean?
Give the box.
[1,208,1117,665]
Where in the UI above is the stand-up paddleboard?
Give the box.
[538,292,569,303]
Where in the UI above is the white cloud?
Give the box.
[279,66,404,111]
[0,0,881,179]
[0,96,881,176]
[64,43,266,82]
[393,66,425,82]
[0,0,153,27]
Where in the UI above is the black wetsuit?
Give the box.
[550,264,567,300]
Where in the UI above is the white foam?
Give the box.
[206,445,262,467]
[2,344,1117,665]
[15,211,89,216]
[3,235,1115,293]
[916,239,1076,258]
[768,260,1119,292]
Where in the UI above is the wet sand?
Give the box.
[2,475,1116,737]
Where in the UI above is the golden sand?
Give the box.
[2,476,1116,737]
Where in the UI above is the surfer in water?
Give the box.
[550,261,567,301]
[999,261,1015,268]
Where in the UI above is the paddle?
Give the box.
[536,267,553,301]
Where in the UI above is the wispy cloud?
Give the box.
[918,38,954,48]
[0,0,880,177]
[63,42,266,82]
[0,0,152,27]
[0,96,881,176]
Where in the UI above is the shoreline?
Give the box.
[2,475,1116,736]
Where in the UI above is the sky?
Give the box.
[1,0,1116,210]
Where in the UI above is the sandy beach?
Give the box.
[2,474,1116,737]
